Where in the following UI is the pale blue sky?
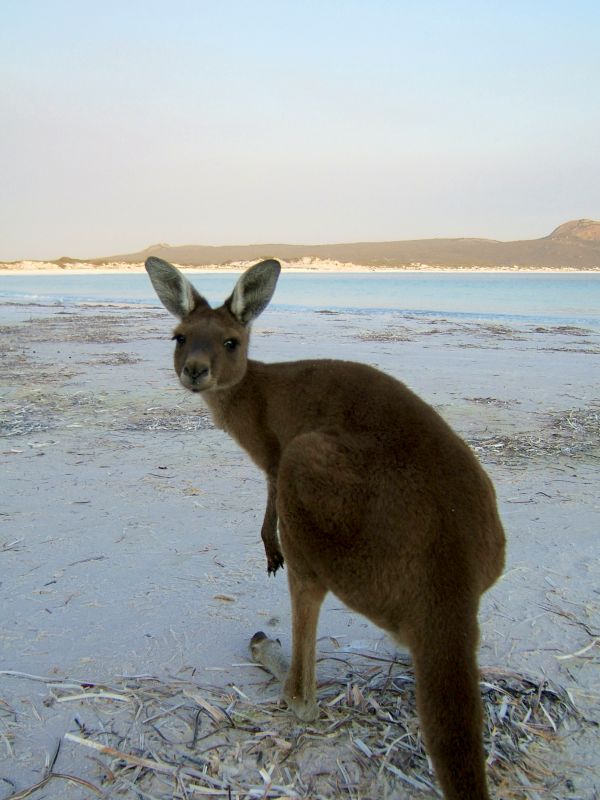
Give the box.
[1,1,599,259]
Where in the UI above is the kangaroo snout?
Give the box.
[182,360,210,386]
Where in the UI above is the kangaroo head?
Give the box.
[146,257,280,393]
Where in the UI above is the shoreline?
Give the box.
[1,264,599,276]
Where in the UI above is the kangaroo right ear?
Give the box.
[145,257,209,319]
[226,259,281,325]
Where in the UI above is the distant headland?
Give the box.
[2,219,600,272]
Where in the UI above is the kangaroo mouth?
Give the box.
[180,374,213,393]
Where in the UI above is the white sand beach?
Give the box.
[1,258,599,276]
[1,297,598,798]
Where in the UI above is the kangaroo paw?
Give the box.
[266,549,285,575]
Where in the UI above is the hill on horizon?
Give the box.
[8,219,600,269]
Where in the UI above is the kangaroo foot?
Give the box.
[250,631,319,721]
[282,687,319,721]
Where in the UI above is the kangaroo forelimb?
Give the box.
[261,481,284,575]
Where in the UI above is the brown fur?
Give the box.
[145,257,506,800]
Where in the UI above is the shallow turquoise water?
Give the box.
[1,272,599,328]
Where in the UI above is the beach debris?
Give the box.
[0,392,213,438]
[88,351,142,366]
[467,404,600,464]
[1,656,588,799]
[1,538,25,552]
[122,406,212,433]
[358,326,415,342]
[464,396,519,408]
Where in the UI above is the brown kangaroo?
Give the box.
[146,256,506,800]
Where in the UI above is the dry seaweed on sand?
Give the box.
[2,656,588,800]
[87,352,142,366]
[0,391,112,438]
[122,406,212,433]
[0,390,212,439]
[2,310,163,345]
[358,326,415,343]
[464,397,520,409]
[467,403,600,464]
[532,326,593,337]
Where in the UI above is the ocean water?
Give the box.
[1,271,599,329]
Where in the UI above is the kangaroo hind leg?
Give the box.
[251,565,326,722]
[252,432,371,722]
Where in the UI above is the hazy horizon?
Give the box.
[2,1,599,261]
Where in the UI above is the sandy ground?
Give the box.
[1,298,599,799]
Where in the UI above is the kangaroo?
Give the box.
[146,256,506,800]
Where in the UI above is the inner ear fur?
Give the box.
[226,259,281,325]
[145,257,209,319]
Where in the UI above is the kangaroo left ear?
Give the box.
[226,259,281,324]
[145,257,209,319]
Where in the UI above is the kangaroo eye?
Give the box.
[172,334,186,345]
[223,338,239,352]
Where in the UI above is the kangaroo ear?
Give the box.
[226,259,281,325]
[145,257,209,319]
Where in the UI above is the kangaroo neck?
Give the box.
[201,359,263,432]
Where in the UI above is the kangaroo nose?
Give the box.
[183,363,209,381]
